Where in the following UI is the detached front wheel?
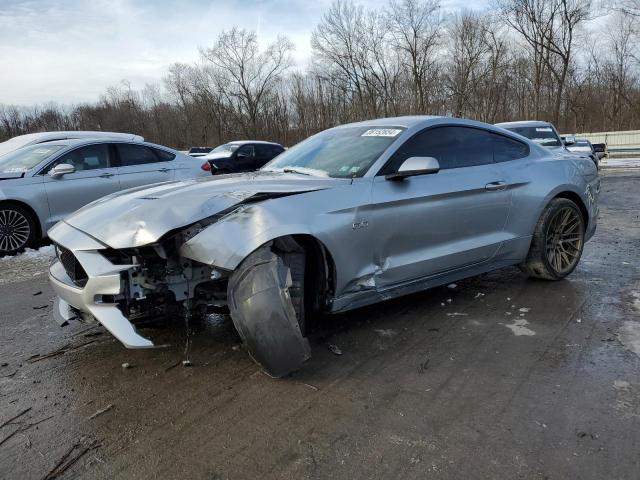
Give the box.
[0,204,36,256]
[520,198,585,280]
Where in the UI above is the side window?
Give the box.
[151,147,176,162]
[49,144,110,173]
[116,144,161,166]
[255,145,269,159]
[492,134,529,163]
[382,126,494,173]
[236,145,255,158]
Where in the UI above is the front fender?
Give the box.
[179,205,314,270]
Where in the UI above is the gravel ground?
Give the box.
[0,169,638,480]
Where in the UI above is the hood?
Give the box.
[63,171,339,249]
[201,151,233,161]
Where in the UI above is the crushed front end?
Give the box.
[48,221,229,348]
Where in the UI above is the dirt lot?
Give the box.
[1,169,639,480]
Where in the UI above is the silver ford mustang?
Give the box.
[48,116,600,377]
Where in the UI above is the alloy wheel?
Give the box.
[545,207,584,274]
[0,208,31,253]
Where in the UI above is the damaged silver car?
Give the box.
[48,116,600,377]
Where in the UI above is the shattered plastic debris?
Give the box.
[182,360,193,367]
[474,293,485,299]
[446,298,452,303]
[519,307,531,313]
[328,344,343,355]
[121,363,132,369]
[446,312,468,317]
[447,283,457,289]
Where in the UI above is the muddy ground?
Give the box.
[0,169,639,480]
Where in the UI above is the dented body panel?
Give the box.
[47,116,600,376]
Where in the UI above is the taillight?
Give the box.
[201,161,211,171]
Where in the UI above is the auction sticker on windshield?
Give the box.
[361,128,403,137]
[536,127,553,132]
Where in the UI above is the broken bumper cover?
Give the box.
[48,222,154,349]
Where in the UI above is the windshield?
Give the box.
[211,144,239,154]
[506,126,561,147]
[263,126,405,178]
[0,144,65,173]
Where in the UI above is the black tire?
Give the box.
[520,198,585,280]
[0,204,37,256]
[227,238,311,377]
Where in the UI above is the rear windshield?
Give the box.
[0,144,65,173]
[506,126,561,147]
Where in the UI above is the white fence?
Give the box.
[566,130,640,157]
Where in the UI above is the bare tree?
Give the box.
[386,0,442,113]
[202,27,293,137]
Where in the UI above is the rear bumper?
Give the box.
[48,222,154,349]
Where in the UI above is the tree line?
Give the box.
[1,0,638,149]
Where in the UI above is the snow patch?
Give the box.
[0,245,55,262]
[374,328,397,338]
[504,318,536,336]
[618,321,640,357]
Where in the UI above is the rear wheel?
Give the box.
[520,198,585,280]
[0,204,36,256]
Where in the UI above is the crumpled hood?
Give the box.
[63,171,339,249]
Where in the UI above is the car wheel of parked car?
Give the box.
[0,204,36,256]
[227,238,311,377]
[520,198,585,280]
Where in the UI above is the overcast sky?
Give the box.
[0,0,491,106]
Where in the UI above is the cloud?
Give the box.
[0,0,487,105]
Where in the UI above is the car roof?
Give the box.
[227,140,283,146]
[334,115,442,129]
[494,120,553,128]
[0,131,144,157]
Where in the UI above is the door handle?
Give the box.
[100,172,114,178]
[485,181,507,191]
[158,168,170,173]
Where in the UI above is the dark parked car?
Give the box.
[200,141,284,174]
[592,143,607,159]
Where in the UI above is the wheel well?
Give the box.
[290,234,336,313]
[0,200,42,238]
[553,191,589,226]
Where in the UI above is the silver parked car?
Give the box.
[48,116,600,377]
[0,131,144,157]
[496,120,599,168]
[0,137,207,254]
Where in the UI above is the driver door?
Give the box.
[43,143,120,230]
[369,126,512,289]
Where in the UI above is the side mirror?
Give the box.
[49,163,75,177]
[563,135,576,146]
[386,157,440,181]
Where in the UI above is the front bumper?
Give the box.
[48,222,154,348]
